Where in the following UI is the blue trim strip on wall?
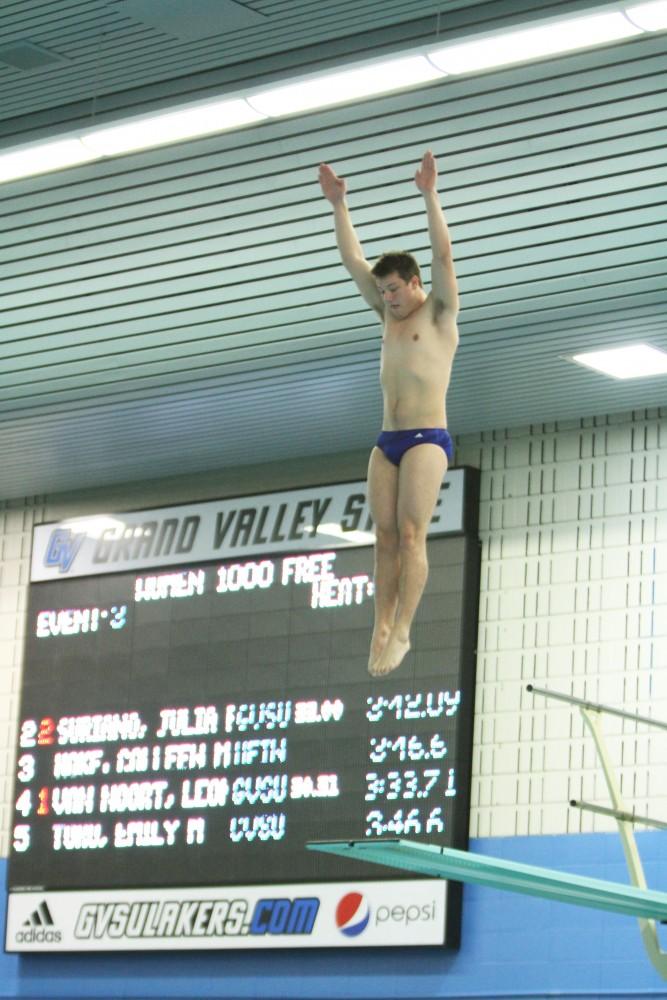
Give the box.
[2,831,667,999]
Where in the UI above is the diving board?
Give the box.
[307,839,667,922]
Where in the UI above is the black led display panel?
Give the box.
[7,477,480,951]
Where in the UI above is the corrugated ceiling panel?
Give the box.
[1,24,667,498]
[0,0,471,125]
[0,1,623,133]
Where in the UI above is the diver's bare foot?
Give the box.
[369,632,410,677]
[368,626,391,671]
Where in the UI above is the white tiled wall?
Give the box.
[1,408,665,855]
[457,410,667,838]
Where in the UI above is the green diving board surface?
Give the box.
[307,839,667,921]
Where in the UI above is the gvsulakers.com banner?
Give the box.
[30,473,468,581]
[7,880,447,951]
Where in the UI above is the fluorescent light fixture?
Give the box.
[62,516,128,538]
[625,0,667,30]
[0,138,96,182]
[427,11,642,74]
[316,522,376,546]
[571,343,667,379]
[247,55,444,116]
[3,2,667,185]
[81,98,266,156]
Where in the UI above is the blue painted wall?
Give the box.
[2,831,666,1000]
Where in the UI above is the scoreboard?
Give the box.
[6,473,480,951]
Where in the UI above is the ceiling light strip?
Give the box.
[571,343,667,378]
[1,1,666,184]
[426,11,642,74]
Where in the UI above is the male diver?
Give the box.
[318,151,459,676]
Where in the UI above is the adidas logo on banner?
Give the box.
[15,900,62,944]
[23,901,55,928]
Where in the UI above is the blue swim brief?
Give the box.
[376,428,454,467]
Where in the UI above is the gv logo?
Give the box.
[44,529,86,573]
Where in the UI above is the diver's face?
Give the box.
[375,272,421,318]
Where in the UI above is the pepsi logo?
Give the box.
[335,892,370,937]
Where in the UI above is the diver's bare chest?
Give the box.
[381,323,438,365]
